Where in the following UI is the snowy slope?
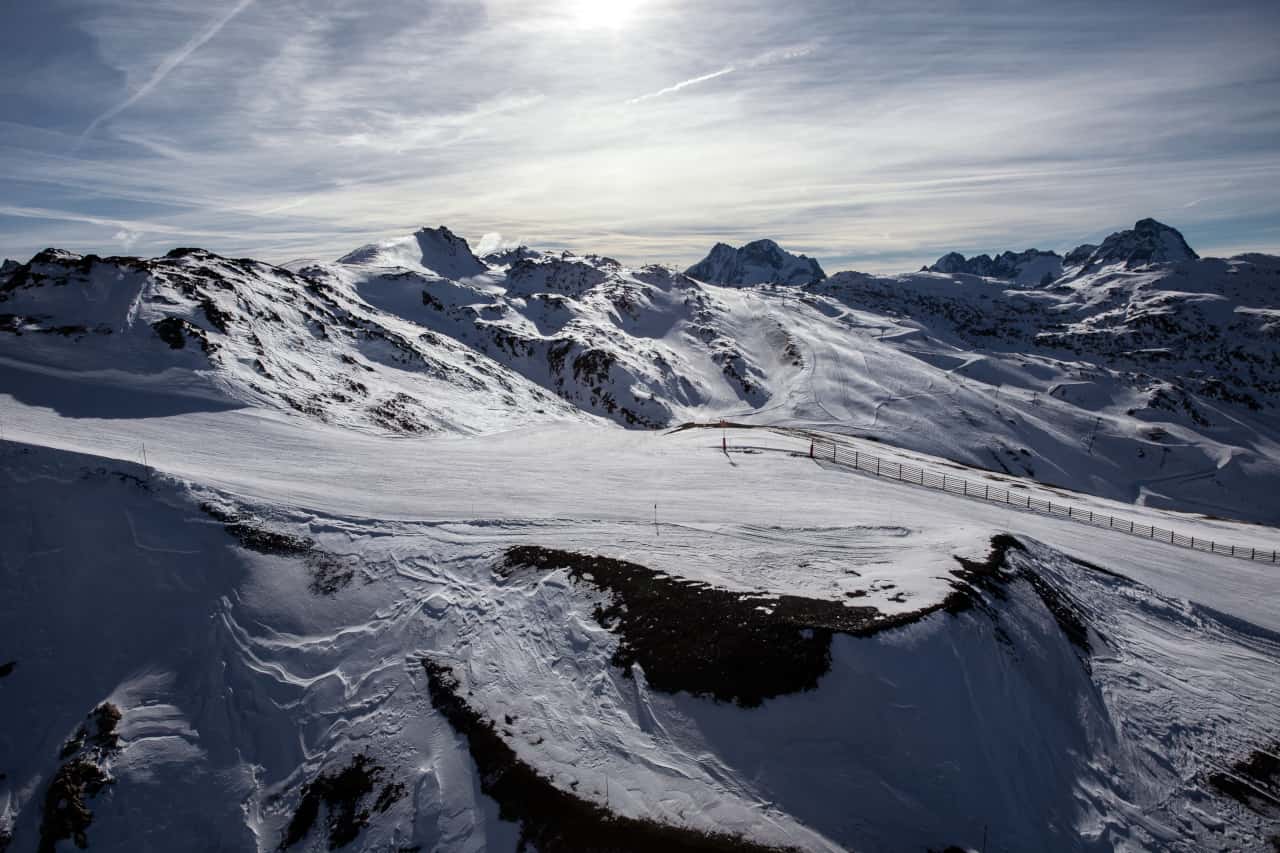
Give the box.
[0,246,588,434]
[792,238,1280,524]
[1,409,1278,852]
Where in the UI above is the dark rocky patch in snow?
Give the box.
[0,661,14,678]
[501,545,980,707]
[508,529,1093,698]
[421,658,799,852]
[38,703,122,853]
[367,393,433,433]
[1209,740,1280,818]
[201,504,355,595]
[280,753,403,850]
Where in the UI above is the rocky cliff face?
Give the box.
[685,239,826,286]
[1068,218,1199,271]
[928,249,1064,284]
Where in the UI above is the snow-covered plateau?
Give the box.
[1,219,1278,852]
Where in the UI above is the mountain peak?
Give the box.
[1073,218,1198,270]
[685,239,825,286]
[337,225,488,278]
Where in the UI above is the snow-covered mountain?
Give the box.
[0,246,584,434]
[336,225,491,279]
[3,216,1280,853]
[3,219,1278,525]
[685,238,826,286]
[1072,217,1200,270]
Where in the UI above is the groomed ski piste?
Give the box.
[2,222,1280,852]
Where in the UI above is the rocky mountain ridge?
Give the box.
[3,218,1278,522]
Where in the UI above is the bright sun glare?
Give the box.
[566,0,644,29]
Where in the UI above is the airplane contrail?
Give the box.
[80,0,258,141]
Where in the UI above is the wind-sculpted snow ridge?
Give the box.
[685,239,826,286]
[3,436,1279,852]
[336,224,489,278]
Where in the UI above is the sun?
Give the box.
[565,0,645,30]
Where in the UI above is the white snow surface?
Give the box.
[2,220,1280,852]
[2,402,1279,851]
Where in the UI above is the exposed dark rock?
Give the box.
[686,240,825,286]
[39,703,123,853]
[38,758,111,853]
[928,248,1062,282]
[281,754,398,850]
[501,544,1002,707]
[1209,740,1280,816]
[151,316,188,349]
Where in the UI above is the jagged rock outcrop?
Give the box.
[1069,218,1199,270]
[928,249,1063,284]
[685,239,826,286]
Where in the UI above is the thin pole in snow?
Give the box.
[982,824,988,853]
[653,503,659,537]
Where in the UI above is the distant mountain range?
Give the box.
[3,218,1278,522]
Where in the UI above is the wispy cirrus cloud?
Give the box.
[1,0,1278,272]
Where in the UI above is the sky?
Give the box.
[2,0,1279,274]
